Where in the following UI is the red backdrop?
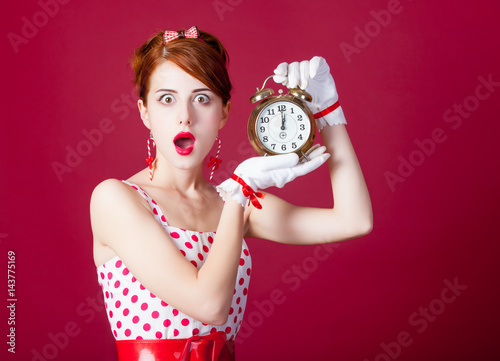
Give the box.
[2,0,499,360]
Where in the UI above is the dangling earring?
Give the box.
[145,132,156,181]
[208,135,222,181]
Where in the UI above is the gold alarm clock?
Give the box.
[248,75,316,158]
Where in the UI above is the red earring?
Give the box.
[208,136,222,181]
[145,133,156,181]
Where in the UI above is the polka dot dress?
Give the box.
[96,180,252,341]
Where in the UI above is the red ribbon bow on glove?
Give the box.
[164,26,199,44]
[208,156,222,170]
[231,174,265,209]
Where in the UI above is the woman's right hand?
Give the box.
[273,56,347,130]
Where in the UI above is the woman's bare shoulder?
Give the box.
[90,178,153,266]
[91,178,131,204]
[90,178,150,219]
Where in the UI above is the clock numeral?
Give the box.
[267,109,275,116]
[298,134,303,140]
[300,124,305,131]
[297,114,303,121]
[263,136,268,142]
[260,126,266,133]
[271,144,276,150]
[260,116,269,123]
[292,142,297,149]
[290,107,295,114]
[277,105,286,112]
[281,144,286,151]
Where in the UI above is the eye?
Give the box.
[159,94,175,104]
[195,94,211,104]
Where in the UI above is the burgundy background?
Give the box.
[2,0,499,360]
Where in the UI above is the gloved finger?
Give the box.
[273,62,288,76]
[273,62,289,86]
[287,62,300,89]
[304,143,321,155]
[309,56,324,79]
[291,152,330,177]
[299,60,310,90]
[302,145,327,161]
[273,74,288,86]
[299,144,321,163]
[256,153,299,172]
[311,56,330,79]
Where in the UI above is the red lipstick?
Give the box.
[173,132,196,155]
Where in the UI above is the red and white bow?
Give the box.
[231,174,265,209]
[208,156,222,170]
[164,26,199,44]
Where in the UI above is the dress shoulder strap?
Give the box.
[121,180,169,226]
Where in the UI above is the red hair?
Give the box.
[132,28,232,105]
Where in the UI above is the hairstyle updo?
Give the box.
[132,28,232,105]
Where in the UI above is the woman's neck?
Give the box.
[150,158,208,195]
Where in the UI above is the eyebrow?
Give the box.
[155,88,213,93]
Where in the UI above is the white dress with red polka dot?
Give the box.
[96,180,252,342]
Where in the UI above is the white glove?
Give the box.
[273,56,346,130]
[216,145,330,208]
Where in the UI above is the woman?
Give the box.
[91,26,372,361]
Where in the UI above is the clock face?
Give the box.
[254,100,312,154]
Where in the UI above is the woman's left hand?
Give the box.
[216,145,330,209]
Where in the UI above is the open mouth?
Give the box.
[173,132,196,155]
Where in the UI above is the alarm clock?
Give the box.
[247,75,316,158]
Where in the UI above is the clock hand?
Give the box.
[281,111,286,130]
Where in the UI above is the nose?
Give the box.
[178,101,193,126]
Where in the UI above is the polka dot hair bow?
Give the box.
[164,26,199,44]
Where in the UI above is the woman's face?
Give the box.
[138,61,230,171]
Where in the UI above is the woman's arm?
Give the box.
[246,57,372,245]
[91,179,245,325]
[246,123,372,245]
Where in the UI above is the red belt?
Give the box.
[115,331,235,361]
